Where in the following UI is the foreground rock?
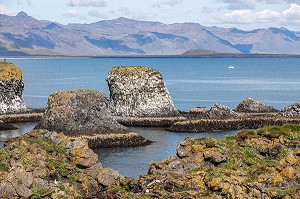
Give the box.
[0,62,29,114]
[106,66,179,117]
[235,98,278,113]
[0,129,131,198]
[279,102,300,118]
[138,124,300,198]
[37,89,150,148]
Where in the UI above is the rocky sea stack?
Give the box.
[0,62,29,114]
[37,89,150,148]
[235,98,278,113]
[106,66,179,117]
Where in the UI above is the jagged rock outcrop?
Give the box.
[0,62,29,114]
[106,66,179,117]
[207,104,241,119]
[279,102,300,118]
[137,124,300,198]
[0,129,131,198]
[37,89,150,148]
[235,98,278,113]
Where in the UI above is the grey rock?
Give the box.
[37,89,149,147]
[107,66,179,117]
[279,102,300,118]
[208,104,240,119]
[235,98,278,113]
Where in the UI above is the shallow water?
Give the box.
[0,123,36,147]
[94,127,238,178]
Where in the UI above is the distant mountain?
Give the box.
[0,12,300,56]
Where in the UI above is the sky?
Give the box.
[1,0,300,31]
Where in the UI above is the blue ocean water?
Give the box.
[9,57,300,111]
[6,57,300,178]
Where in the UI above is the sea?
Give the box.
[2,57,300,178]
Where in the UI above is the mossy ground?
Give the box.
[0,62,22,81]
[138,124,300,198]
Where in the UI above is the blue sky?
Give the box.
[1,0,300,30]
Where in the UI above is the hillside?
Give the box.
[0,12,300,56]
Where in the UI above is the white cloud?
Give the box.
[283,3,300,18]
[255,10,281,22]
[216,3,300,26]
[153,0,184,8]
[68,0,107,7]
[0,5,15,15]
[64,9,87,20]
[221,10,255,23]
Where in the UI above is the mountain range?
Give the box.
[0,11,300,56]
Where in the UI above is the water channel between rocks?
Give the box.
[0,123,238,178]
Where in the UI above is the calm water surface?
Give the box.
[8,57,300,111]
[2,57,300,178]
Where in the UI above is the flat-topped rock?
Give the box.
[37,89,150,148]
[0,62,29,114]
[235,98,278,113]
[106,66,179,117]
[279,102,300,118]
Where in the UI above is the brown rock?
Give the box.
[70,139,98,168]
[203,148,226,164]
[208,178,222,191]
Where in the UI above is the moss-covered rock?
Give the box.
[137,124,300,198]
[37,89,150,148]
[0,129,128,199]
[0,62,29,114]
[106,66,179,117]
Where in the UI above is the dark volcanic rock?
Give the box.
[106,66,179,117]
[37,89,150,148]
[279,102,300,118]
[235,98,278,113]
[0,62,29,114]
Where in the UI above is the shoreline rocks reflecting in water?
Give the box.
[36,89,150,148]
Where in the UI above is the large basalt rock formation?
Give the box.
[0,62,29,114]
[37,89,150,148]
[279,102,300,118]
[106,66,179,117]
[235,98,278,113]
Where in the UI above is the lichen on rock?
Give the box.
[0,129,128,198]
[106,66,179,117]
[37,89,150,148]
[0,62,29,114]
[279,102,300,118]
[138,124,300,198]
